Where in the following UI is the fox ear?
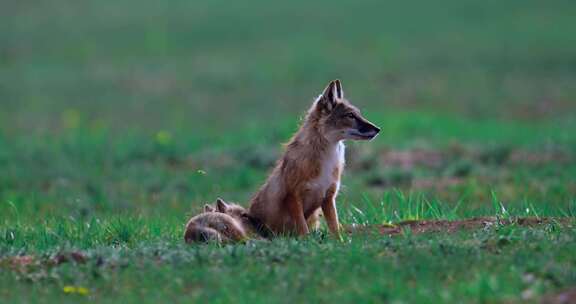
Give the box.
[334,79,344,99]
[203,204,215,212]
[215,198,228,213]
[318,79,342,112]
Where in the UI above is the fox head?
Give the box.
[214,198,248,218]
[204,198,252,226]
[311,79,380,142]
[203,198,252,227]
[213,198,271,237]
[203,199,245,215]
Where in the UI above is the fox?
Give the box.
[184,198,257,243]
[248,79,380,237]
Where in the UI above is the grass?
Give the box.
[1,0,576,302]
[2,220,575,303]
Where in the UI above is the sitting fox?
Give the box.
[184,198,256,243]
[248,80,380,237]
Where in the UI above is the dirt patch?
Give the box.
[411,177,465,190]
[1,255,36,268]
[508,150,573,166]
[51,252,87,265]
[0,251,88,271]
[345,217,573,236]
[541,288,576,304]
[350,145,575,193]
[379,149,445,170]
[350,145,574,172]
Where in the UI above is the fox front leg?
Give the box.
[322,184,341,238]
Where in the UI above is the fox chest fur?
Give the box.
[301,141,345,214]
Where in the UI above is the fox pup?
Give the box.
[184,198,254,243]
[248,80,380,236]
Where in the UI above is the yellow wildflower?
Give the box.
[63,285,90,296]
[63,286,75,294]
[155,131,172,145]
[62,109,81,129]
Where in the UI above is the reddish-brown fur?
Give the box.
[184,198,256,244]
[248,80,380,237]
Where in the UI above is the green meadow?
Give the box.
[1,0,575,302]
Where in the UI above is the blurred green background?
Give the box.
[1,0,575,220]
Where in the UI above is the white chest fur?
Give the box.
[307,141,345,196]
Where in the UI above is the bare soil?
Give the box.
[345,217,574,236]
[541,288,576,304]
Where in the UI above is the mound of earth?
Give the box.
[345,217,573,235]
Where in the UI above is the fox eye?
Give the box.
[345,113,355,119]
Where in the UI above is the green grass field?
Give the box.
[1,0,576,302]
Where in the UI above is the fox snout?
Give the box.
[346,116,380,141]
[357,119,380,140]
